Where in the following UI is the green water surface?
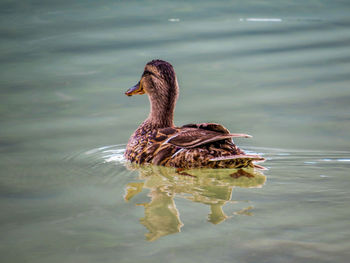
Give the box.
[1,0,350,262]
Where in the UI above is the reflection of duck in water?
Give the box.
[124,59,265,169]
[125,165,266,241]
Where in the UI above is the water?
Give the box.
[1,0,350,262]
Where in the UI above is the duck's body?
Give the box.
[124,60,264,169]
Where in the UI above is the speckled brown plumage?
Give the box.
[124,60,264,169]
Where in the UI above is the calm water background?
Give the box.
[1,0,350,262]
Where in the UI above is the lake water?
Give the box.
[1,0,350,262]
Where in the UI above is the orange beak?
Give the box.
[125,81,145,96]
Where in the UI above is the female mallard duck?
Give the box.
[124,59,264,169]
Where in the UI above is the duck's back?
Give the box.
[125,123,264,169]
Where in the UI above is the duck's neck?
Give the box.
[143,84,178,129]
[143,95,175,128]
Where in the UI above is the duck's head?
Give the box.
[125,59,178,98]
[125,60,179,127]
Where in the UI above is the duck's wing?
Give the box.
[182,123,231,134]
[165,127,251,149]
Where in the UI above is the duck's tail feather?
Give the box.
[253,164,268,170]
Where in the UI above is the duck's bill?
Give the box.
[125,82,145,96]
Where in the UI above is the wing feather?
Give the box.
[166,128,250,149]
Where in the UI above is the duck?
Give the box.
[124,59,264,169]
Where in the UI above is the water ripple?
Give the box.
[244,146,350,167]
[78,145,350,170]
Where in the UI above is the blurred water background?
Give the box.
[1,0,350,262]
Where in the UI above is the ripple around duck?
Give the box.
[67,144,350,172]
[57,144,350,207]
[58,144,134,188]
[244,146,350,168]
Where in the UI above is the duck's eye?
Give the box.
[143,70,156,77]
